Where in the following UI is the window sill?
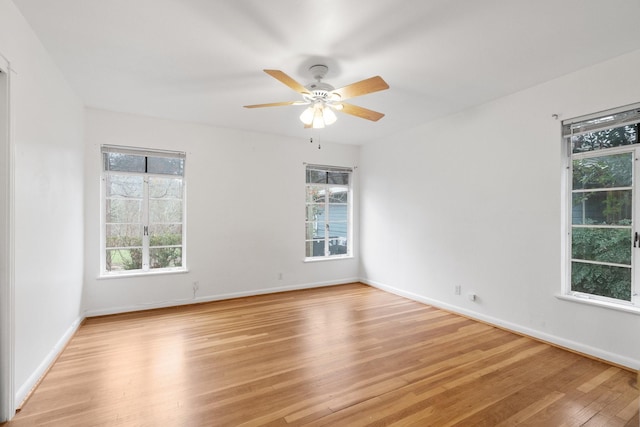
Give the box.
[98,268,189,280]
[556,294,640,316]
[303,255,354,263]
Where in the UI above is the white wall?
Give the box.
[83,109,360,315]
[0,0,85,409]
[360,49,640,370]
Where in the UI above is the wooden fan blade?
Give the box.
[264,70,309,95]
[339,103,385,121]
[244,101,305,108]
[332,76,389,100]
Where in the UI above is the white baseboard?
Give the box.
[84,277,361,318]
[361,278,640,371]
[15,315,84,409]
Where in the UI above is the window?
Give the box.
[305,164,352,259]
[563,105,640,307]
[101,145,186,275]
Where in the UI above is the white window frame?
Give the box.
[561,104,640,314]
[100,145,187,277]
[304,164,353,261]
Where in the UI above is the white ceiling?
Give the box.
[12,0,640,145]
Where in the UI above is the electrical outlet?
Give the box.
[278,273,283,280]
[455,285,461,295]
[192,281,199,297]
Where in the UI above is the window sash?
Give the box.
[102,144,186,159]
[563,103,640,138]
[305,165,352,259]
[101,146,186,275]
[305,164,353,174]
[564,112,638,306]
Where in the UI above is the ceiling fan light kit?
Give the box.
[312,108,325,129]
[299,103,338,128]
[299,106,315,126]
[244,64,389,129]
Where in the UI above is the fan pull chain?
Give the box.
[310,137,321,149]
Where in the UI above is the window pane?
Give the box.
[572,153,632,189]
[329,237,348,255]
[306,170,326,184]
[328,187,348,203]
[328,218,348,256]
[571,227,631,265]
[149,177,183,199]
[106,224,143,248]
[305,240,325,257]
[147,156,184,176]
[328,222,348,238]
[306,186,325,203]
[328,172,349,185]
[571,124,637,154]
[104,153,145,173]
[571,190,631,225]
[571,262,631,301]
[149,199,183,223]
[106,199,142,223]
[150,247,182,269]
[306,223,323,239]
[328,204,348,222]
[149,224,182,247]
[106,248,142,271]
[106,174,144,198]
[305,204,324,222]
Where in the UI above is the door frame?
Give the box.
[0,53,15,421]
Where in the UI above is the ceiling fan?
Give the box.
[243,64,389,129]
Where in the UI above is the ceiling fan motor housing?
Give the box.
[304,74,334,103]
[305,65,335,99]
[309,64,329,80]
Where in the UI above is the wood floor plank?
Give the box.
[578,367,622,393]
[617,396,640,422]
[494,391,566,426]
[3,283,638,426]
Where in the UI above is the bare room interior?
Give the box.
[0,0,639,425]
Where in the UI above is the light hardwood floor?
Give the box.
[3,283,638,426]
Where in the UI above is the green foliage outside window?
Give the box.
[572,125,637,153]
[150,233,182,269]
[106,233,182,271]
[571,262,631,301]
[571,225,631,265]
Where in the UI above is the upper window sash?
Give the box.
[565,125,638,156]
[305,164,353,186]
[563,105,640,155]
[102,145,186,176]
[563,104,640,138]
[101,144,186,159]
